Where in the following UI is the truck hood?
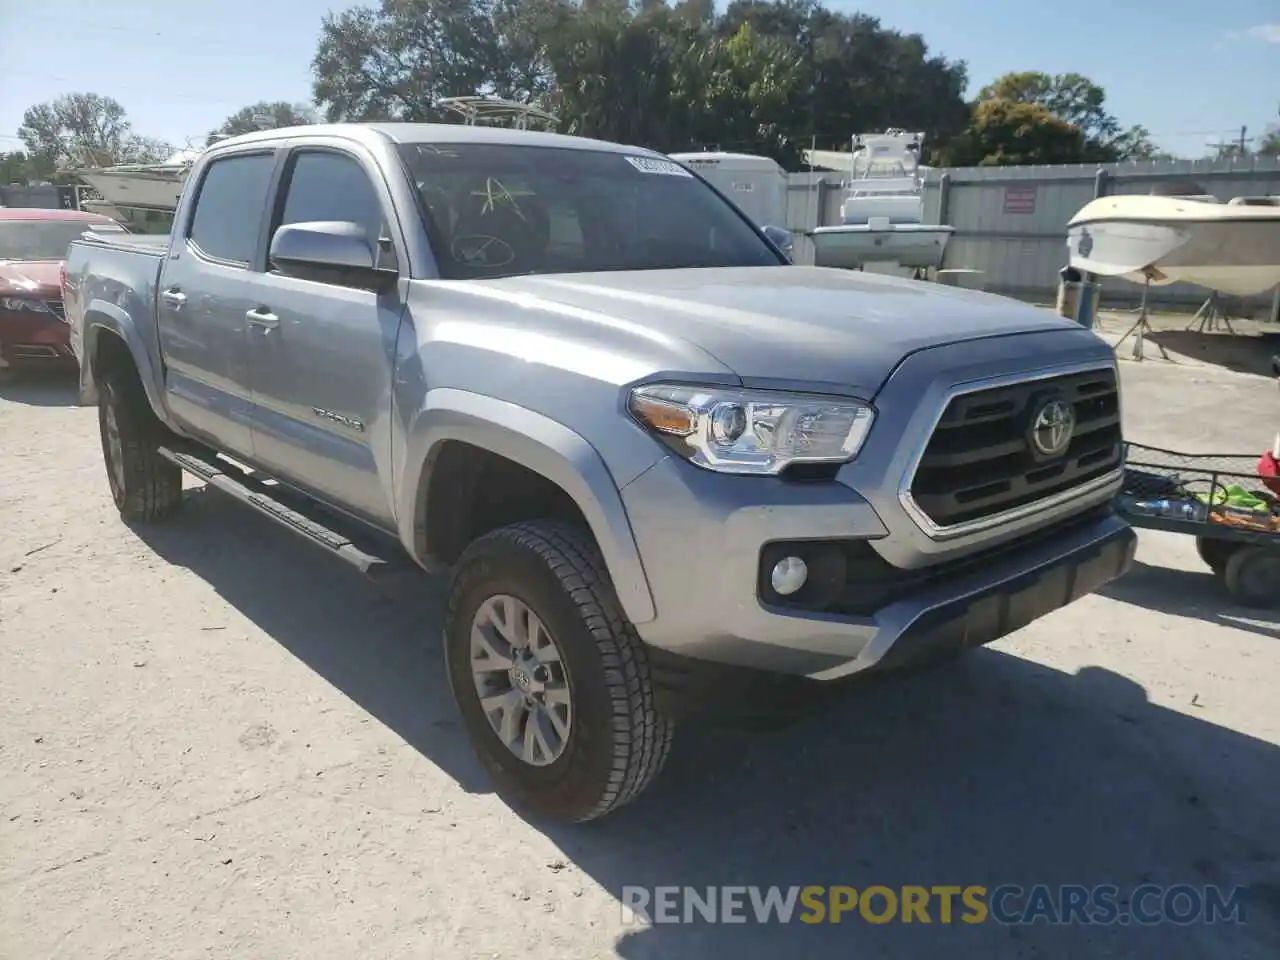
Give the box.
[0,259,61,297]
[474,266,1082,396]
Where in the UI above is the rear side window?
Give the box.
[277,151,387,241]
[187,153,275,265]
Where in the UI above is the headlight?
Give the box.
[0,296,55,314]
[629,383,874,475]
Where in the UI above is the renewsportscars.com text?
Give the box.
[621,884,1249,926]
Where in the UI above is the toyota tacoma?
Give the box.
[63,123,1135,822]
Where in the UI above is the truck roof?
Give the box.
[210,123,661,158]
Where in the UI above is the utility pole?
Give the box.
[1207,125,1253,159]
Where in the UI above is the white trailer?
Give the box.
[668,152,789,230]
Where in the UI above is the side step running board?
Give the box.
[158,445,406,580]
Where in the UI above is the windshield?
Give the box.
[0,219,124,261]
[397,143,783,279]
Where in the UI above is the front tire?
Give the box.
[444,520,673,823]
[98,366,183,523]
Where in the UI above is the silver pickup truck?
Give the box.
[64,123,1135,823]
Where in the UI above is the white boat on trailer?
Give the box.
[67,147,201,215]
[1067,192,1280,297]
[806,129,954,272]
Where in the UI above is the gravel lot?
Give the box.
[2,350,1279,959]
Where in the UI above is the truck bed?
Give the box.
[74,231,170,257]
[64,233,171,394]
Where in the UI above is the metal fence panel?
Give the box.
[0,184,63,209]
[788,155,1280,310]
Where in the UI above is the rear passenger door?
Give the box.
[243,145,405,528]
[157,150,277,460]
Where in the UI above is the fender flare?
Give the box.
[398,388,657,625]
[82,300,168,420]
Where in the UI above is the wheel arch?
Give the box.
[82,301,167,420]
[398,388,657,626]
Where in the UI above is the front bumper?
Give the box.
[621,455,1134,697]
[0,310,74,365]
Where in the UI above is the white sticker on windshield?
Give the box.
[624,156,693,177]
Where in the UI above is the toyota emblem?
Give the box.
[1030,399,1076,459]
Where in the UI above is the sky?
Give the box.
[1,0,1277,160]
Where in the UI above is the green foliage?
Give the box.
[1256,126,1280,159]
[11,3,1159,177]
[17,93,172,176]
[943,99,1086,167]
[309,0,972,170]
[0,151,37,185]
[311,0,514,122]
[970,71,1154,163]
[209,102,318,144]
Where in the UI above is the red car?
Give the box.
[0,208,125,370]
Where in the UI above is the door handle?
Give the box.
[245,308,279,330]
[160,289,186,308]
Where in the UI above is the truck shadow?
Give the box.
[1145,329,1277,378]
[593,658,1280,959]
[1098,560,1280,640]
[135,488,1280,960]
[0,370,80,407]
[135,486,491,794]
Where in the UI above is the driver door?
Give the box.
[243,145,407,527]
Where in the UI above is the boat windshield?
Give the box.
[397,142,784,279]
[0,219,124,261]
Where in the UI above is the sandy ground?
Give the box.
[2,348,1279,959]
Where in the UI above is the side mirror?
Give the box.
[761,224,794,262]
[269,220,397,292]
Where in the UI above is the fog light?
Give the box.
[770,556,808,596]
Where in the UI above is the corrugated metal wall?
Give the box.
[0,184,64,209]
[784,173,841,267]
[787,155,1280,308]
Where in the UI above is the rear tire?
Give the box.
[443,520,673,823]
[1195,536,1237,576]
[1222,546,1280,609]
[98,365,183,523]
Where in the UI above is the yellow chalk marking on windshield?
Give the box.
[473,178,531,220]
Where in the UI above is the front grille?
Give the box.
[44,299,66,320]
[908,368,1122,528]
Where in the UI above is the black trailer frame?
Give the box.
[1118,442,1280,607]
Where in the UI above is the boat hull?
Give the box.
[79,170,188,212]
[840,192,922,224]
[809,224,954,270]
[1067,198,1280,297]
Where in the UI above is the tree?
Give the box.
[541,2,710,149]
[208,101,318,144]
[1257,126,1280,159]
[308,0,972,167]
[491,0,576,104]
[17,93,171,176]
[942,98,1086,167]
[975,71,1153,161]
[0,151,37,185]
[715,1,970,160]
[687,22,807,166]
[312,0,508,122]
